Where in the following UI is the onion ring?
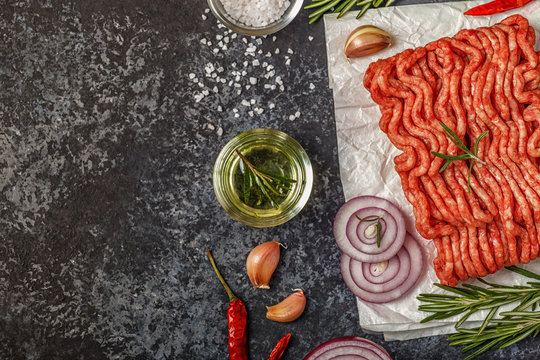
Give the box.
[304,336,392,360]
[340,233,424,304]
[334,196,407,262]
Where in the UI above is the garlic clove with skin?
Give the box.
[266,289,306,323]
[246,241,283,289]
[344,25,392,59]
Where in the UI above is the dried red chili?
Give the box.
[267,333,291,360]
[207,250,248,360]
[464,0,533,16]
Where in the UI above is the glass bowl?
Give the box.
[213,128,313,228]
[207,0,303,36]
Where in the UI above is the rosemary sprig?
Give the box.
[305,0,397,24]
[235,149,296,209]
[417,266,540,360]
[354,214,382,247]
[431,122,489,193]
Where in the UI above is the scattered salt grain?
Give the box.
[249,77,257,85]
[308,36,313,41]
[309,83,315,90]
[205,8,210,13]
[287,48,293,54]
[202,14,207,20]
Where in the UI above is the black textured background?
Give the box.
[0,0,538,359]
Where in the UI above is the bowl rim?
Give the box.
[207,0,303,36]
[213,128,313,228]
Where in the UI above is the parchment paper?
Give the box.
[324,0,540,340]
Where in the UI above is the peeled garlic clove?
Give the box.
[246,241,282,289]
[344,25,392,59]
[266,289,306,322]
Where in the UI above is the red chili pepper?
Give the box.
[464,0,533,16]
[207,250,248,360]
[267,333,291,360]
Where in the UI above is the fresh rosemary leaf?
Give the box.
[354,214,383,248]
[513,292,540,312]
[473,130,489,155]
[356,2,371,18]
[338,0,356,18]
[477,306,498,334]
[354,214,379,222]
[439,159,453,173]
[431,122,488,193]
[418,266,540,359]
[499,324,539,348]
[506,265,540,280]
[304,0,333,9]
[431,152,470,161]
[376,220,381,247]
[433,283,477,298]
[334,0,354,14]
[463,337,508,360]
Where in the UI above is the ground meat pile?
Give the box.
[364,15,540,286]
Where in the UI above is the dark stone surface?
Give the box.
[0,0,538,359]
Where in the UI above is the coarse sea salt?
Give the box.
[189,8,300,123]
[220,0,291,27]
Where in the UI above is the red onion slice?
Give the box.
[304,336,392,360]
[361,256,401,285]
[340,233,424,304]
[334,196,406,262]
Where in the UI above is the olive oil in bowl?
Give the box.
[213,129,312,227]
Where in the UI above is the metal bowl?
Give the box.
[207,0,303,36]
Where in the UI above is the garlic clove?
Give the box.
[344,25,392,59]
[266,289,306,322]
[246,241,282,289]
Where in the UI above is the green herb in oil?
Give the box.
[235,149,296,209]
[355,214,383,247]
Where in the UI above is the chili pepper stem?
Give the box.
[207,249,239,303]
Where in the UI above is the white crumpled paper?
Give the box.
[324,1,540,340]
